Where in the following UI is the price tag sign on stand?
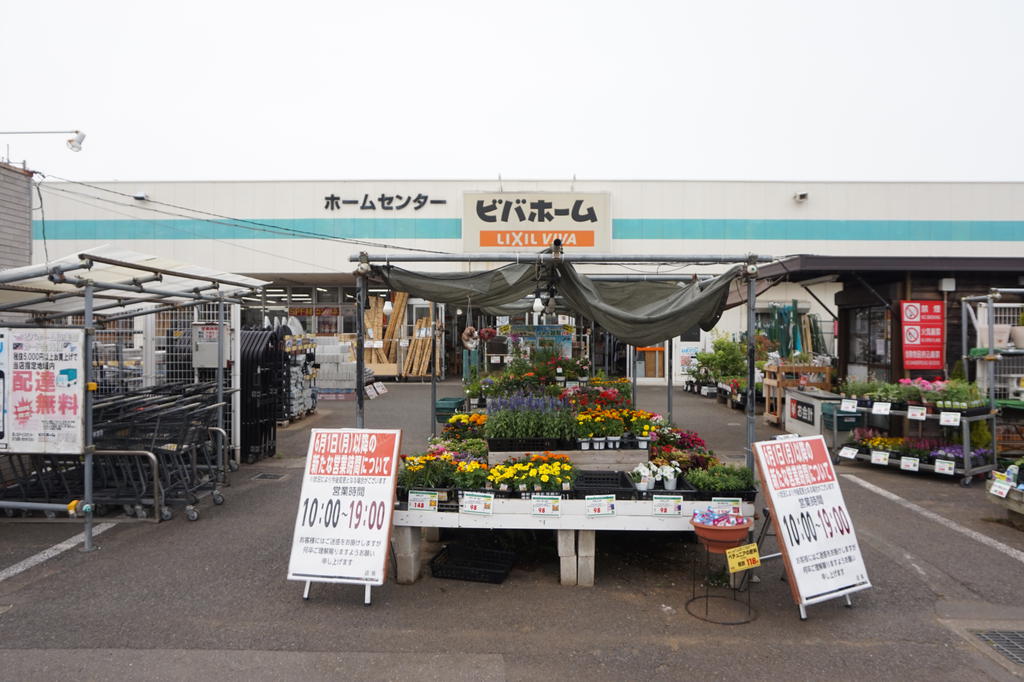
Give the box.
[460,491,494,515]
[287,428,401,602]
[838,446,859,460]
[726,543,761,573]
[531,494,562,516]
[753,435,871,615]
[871,402,891,416]
[871,450,890,466]
[652,494,683,516]
[408,491,438,512]
[939,411,962,427]
[934,459,956,475]
[585,494,615,516]
[840,399,858,413]
[907,405,927,421]
[990,480,1012,498]
[711,497,742,515]
[900,456,920,472]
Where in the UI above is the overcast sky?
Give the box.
[3,0,1022,183]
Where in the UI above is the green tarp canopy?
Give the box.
[371,261,744,347]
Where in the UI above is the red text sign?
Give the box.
[901,300,944,370]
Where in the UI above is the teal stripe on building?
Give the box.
[31,218,462,240]
[612,218,1024,241]
[31,217,1024,241]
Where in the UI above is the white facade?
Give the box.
[34,179,1024,381]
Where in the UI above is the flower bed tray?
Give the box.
[429,544,516,584]
[638,478,698,500]
[571,470,637,500]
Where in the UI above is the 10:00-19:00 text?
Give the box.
[299,497,386,530]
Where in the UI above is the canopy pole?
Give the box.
[356,274,367,429]
[631,345,638,410]
[82,282,97,552]
[745,262,758,470]
[667,337,674,424]
[430,302,438,438]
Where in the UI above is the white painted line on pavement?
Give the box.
[0,523,115,584]
[842,474,1024,566]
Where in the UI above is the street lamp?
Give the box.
[0,130,86,152]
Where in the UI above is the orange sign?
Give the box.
[308,430,397,477]
[479,230,596,248]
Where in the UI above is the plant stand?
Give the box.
[686,543,756,625]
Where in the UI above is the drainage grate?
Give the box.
[975,631,1024,665]
[252,472,285,481]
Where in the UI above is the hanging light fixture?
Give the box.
[382,299,394,316]
[532,295,544,313]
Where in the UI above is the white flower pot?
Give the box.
[607,436,621,449]
[634,478,649,491]
[579,438,591,450]
[663,476,678,491]
[592,437,606,450]
[637,437,650,449]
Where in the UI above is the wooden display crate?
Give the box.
[762,364,833,426]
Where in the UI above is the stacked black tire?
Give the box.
[239,330,281,463]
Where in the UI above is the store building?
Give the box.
[33,179,1024,382]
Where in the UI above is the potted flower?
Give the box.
[397,452,458,502]
[650,456,683,490]
[453,460,492,498]
[575,412,595,450]
[629,462,656,491]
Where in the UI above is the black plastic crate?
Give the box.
[638,478,698,500]
[572,470,637,500]
[429,544,516,584]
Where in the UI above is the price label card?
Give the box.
[907,405,927,421]
[460,491,494,515]
[373,382,388,395]
[871,402,891,415]
[871,450,890,466]
[652,494,683,516]
[934,459,956,475]
[900,456,920,472]
[399,339,410,347]
[840,399,858,413]
[711,497,742,515]
[838,446,859,460]
[939,411,962,427]
[990,480,1012,498]
[531,494,562,516]
[408,490,438,512]
[726,543,761,573]
[585,494,615,516]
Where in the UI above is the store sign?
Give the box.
[753,435,871,607]
[288,307,340,317]
[287,428,401,587]
[789,398,815,425]
[900,300,944,370]
[462,192,611,252]
[0,328,85,454]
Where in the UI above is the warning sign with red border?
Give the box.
[901,300,944,370]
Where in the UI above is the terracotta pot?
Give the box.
[691,517,753,554]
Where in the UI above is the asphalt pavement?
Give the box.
[2,382,1024,681]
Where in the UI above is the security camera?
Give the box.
[746,264,758,275]
[793,192,809,203]
[132,192,149,201]
[355,262,371,275]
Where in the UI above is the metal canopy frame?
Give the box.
[0,246,268,550]
[349,249,765,466]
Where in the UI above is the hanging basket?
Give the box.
[690,517,752,554]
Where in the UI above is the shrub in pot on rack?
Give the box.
[620,408,657,448]
[838,378,882,406]
[489,452,576,496]
[685,464,757,501]
[922,378,985,410]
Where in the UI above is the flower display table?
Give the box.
[391,498,756,587]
